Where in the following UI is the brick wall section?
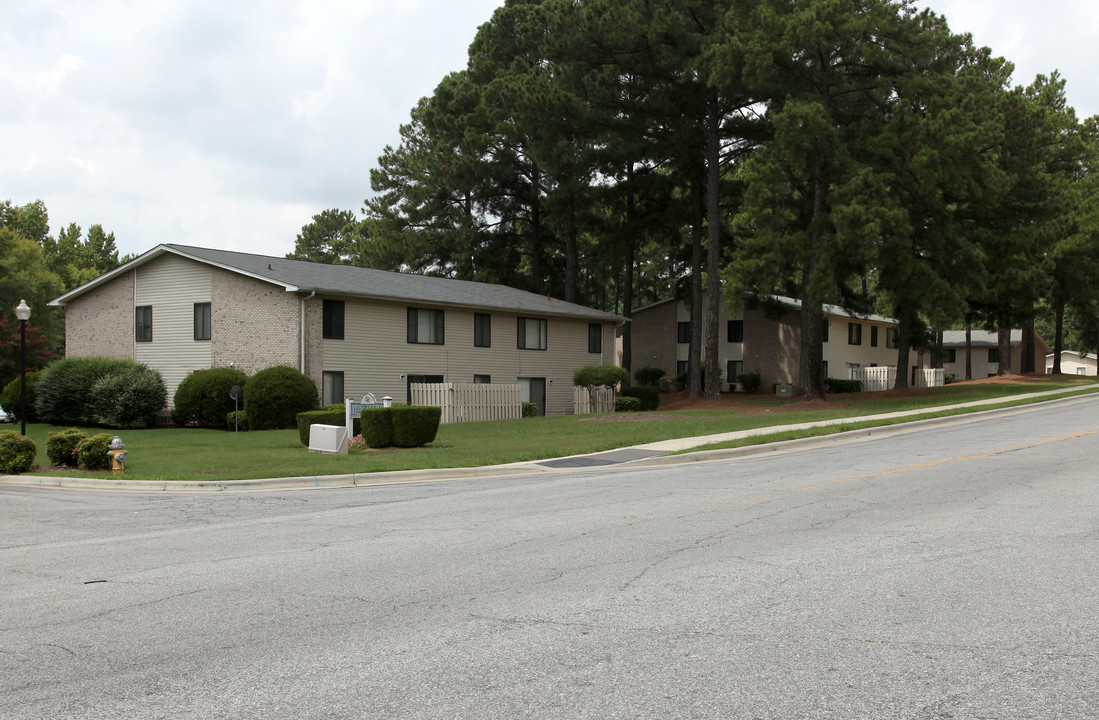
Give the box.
[629,301,678,378]
[302,295,323,393]
[210,269,301,376]
[64,272,135,359]
[742,305,799,389]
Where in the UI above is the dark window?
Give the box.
[870,326,878,347]
[323,300,345,340]
[988,348,1000,364]
[676,360,688,375]
[474,313,491,347]
[322,371,344,406]
[517,317,547,350]
[194,303,211,341]
[727,360,743,384]
[886,327,899,349]
[848,322,862,346]
[588,323,602,353]
[407,308,445,345]
[727,320,744,343]
[135,306,152,342]
[943,348,957,363]
[677,322,690,344]
[821,318,829,343]
[474,374,491,384]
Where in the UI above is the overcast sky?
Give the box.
[4,1,1097,261]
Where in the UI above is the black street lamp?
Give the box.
[15,300,31,436]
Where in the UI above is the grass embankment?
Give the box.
[13,378,1097,482]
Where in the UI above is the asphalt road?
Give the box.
[2,397,1097,719]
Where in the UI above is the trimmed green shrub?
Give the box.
[615,396,642,412]
[521,402,538,418]
[46,428,87,466]
[390,406,442,448]
[659,373,687,392]
[634,367,666,387]
[35,356,137,426]
[736,372,762,393]
[1,370,43,423]
[76,433,113,471]
[620,386,660,411]
[360,406,441,448]
[0,430,37,474]
[90,363,167,428]
[225,411,249,431]
[242,366,318,430]
[173,367,248,427]
[573,364,629,389]
[361,407,395,448]
[823,378,863,393]
[296,409,359,446]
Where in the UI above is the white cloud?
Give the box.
[3,0,1095,262]
[34,53,86,95]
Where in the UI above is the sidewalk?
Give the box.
[3,385,1097,493]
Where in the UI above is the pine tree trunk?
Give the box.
[965,322,972,380]
[1052,297,1064,374]
[703,91,722,401]
[689,177,704,399]
[564,194,577,304]
[997,325,1011,375]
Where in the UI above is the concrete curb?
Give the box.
[3,385,1096,493]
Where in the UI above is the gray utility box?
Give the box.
[775,383,795,398]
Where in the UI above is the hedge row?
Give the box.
[361,406,441,448]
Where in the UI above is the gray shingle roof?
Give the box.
[51,244,625,322]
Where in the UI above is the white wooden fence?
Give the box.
[849,366,896,392]
[574,386,615,414]
[848,366,945,391]
[915,368,945,388]
[410,383,521,424]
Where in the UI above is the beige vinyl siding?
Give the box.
[321,297,615,414]
[674,302,745,389]
[134,254,212,405]
[822,319,900,378]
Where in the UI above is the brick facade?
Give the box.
[65,271,135,359]
[209,268,301,375]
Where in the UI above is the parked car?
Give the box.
[0,404,11,423]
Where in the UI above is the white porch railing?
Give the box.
[409,383,521,424]
[848,366,945,391]
[574,386,615,414]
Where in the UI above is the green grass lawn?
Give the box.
[12,378,1097,482]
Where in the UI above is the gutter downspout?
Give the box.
[300,291,315,373]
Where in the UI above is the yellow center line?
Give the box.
[728,429,1099,505]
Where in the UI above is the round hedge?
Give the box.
[90,364,167,428]
[242,366,318,430]
[0,430,37,474]
[173,367,248,427]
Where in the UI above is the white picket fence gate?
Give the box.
[574,386,615,414]
[410,383,521,424]
[848,366,945,391]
